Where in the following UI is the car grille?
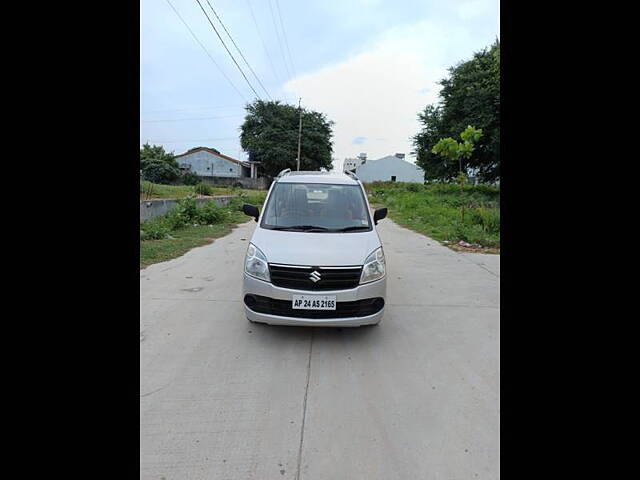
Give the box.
[269,264,363,291]
[245,295,384,319]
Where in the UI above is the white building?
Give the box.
[354,153,425,183]
[174,146,259,179]
[343,153,367,173]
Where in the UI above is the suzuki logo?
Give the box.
[309,270,321,283]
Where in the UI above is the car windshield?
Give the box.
[261,182,371,232]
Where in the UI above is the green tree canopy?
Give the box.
[413,40,500,183]
[240,100,334,178]
[432,125,483,178]
[140,143,180,184]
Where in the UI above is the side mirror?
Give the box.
[243,204,259,222]
[373,207,387,225]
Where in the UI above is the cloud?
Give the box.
[352,136,368,145]
[284,16,495,164]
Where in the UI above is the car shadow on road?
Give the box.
[247,321,384,346]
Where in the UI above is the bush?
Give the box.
[181,171,200,185]
[232,192,267,211]
[161,209,186,230]
[468,207,500,234]
[159,195,198,230]
[194,183,213,195]
[405,183,421,192]
[175,195,198,218]
[228,197,244,212]
[141,159,181,184]
[197,201,228,224]
[140,190,268,243]
[140,219,170,240]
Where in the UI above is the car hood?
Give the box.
[249,227,381,266]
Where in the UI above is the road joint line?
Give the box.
[296,329,314,480]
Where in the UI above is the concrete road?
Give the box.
[140,219,499,480]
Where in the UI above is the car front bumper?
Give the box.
[242,273,387,327]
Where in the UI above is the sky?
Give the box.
[140,0,499,170]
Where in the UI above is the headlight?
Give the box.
[360,247,385,284]
[245,243,270,282]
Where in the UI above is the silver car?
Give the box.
[241,169,388,327]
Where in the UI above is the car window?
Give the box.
[261,183,371,231]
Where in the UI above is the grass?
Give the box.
[140,180,264,200]
[365,181,500,252]
[140,192,266,268]
[140,219,243,268]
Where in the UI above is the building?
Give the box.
[354,153,425,183]
[174,146,266,188]
[343,153,367,173]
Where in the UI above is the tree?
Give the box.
[432,125,483,177]
[140,143,180,184]
[432,125,483,221]
[413,40,499,183]
[240,100,334,178]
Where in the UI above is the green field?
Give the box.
[140,180,265,200]
[140,192,266,268]
[365,182,500,252]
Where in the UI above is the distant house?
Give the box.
[343,153,367,173]
[174,146,265,188]
[354,153,425,183]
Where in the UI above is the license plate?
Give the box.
[292,295,337,310]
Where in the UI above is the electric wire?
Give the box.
[245,0,281,85]
[194,0,262,100]
[204,0,272,99]
[164,0,247,102]
[274,0,296,77]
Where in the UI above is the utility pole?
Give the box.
[296,97,302,171]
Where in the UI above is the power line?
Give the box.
[245,0,281,85]
[141,114,244,123]
[141,105,245,114]
[204,0,271,99]
[267,0,292,81]
[194,0,262,100]
[274,0,296,77]
[145,136,238,143]
[164,0,247,102]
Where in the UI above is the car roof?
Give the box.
[276,171,360,185]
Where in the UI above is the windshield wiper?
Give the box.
[290,225,332,231]
[269,226,298,231]
[270,225,331,232]
[335,225,370,232]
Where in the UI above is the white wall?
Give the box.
[177,150,242,178]
[343,157,365,172]
[355,156,424,183]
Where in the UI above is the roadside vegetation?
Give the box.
[140,180,261,200]
[366,182,500,252]
[413,40,499,183]
[140,192,266,268]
